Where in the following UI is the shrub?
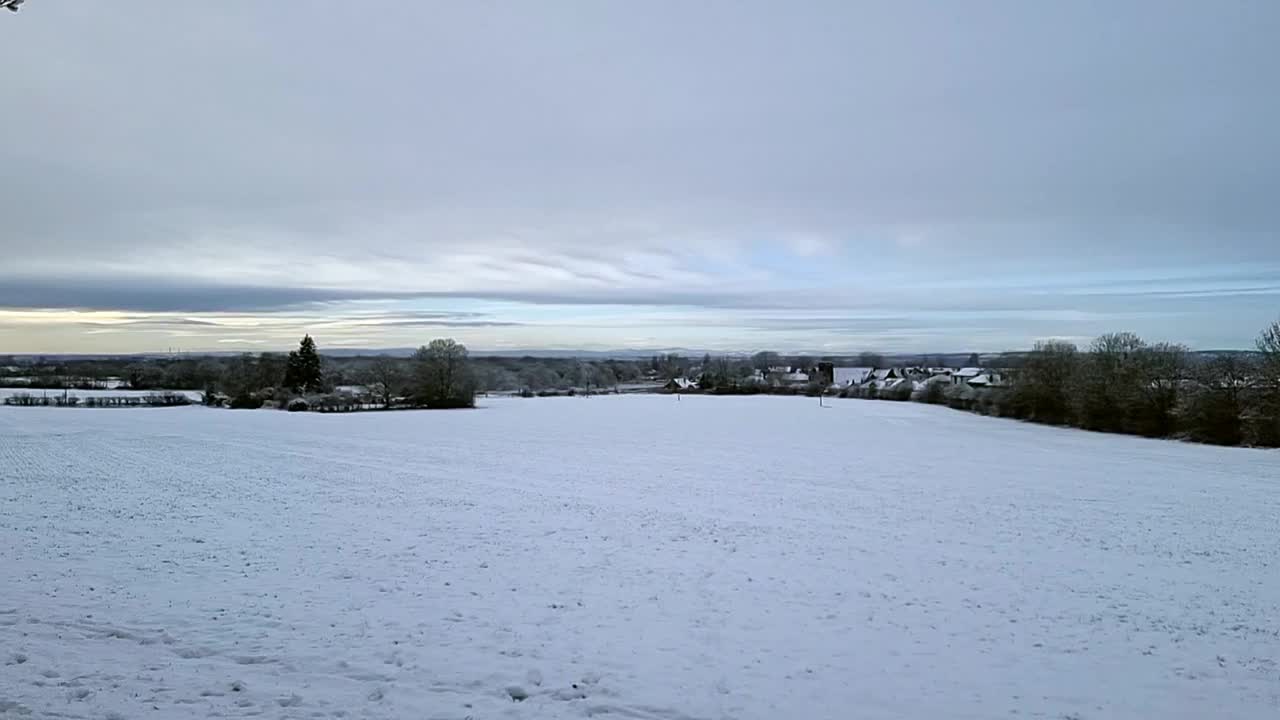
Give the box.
[918,381,945,405]
[944,385,973,410]
[881,383,912,402]
[229,393,264,410]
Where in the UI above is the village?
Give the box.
[660,360,1005,397]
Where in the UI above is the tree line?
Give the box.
[911,321,1280,447]
[210,336,480,410]
[0,342,658,401]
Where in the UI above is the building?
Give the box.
[870,368,904,383]
[835,366,874,387]
[663,377,698,392]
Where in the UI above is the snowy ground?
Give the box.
[0,387,202,402]
[1,396,1277,720]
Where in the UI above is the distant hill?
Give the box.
[3,348,1263,363]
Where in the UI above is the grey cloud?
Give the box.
[0,275,413,313]
[5,266,1278,317]
[75,317,224,328]
[4,2,1277,250]
[1,1,1278,350]
[345,319,523,328]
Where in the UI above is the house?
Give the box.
[878,377,909,391]
[902,366,932,383]
[964,372,1005,388]
[869,367,904,383]
[832,366,874,387]
[952,368,1005,388]
[914,373,952,391]
[663,377,698,392]
[779,371,810,384]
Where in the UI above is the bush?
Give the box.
[944,385,973,410]
[881,383,912,402]
[287,397,310,412]
[918,381,945,405]
[229,393,264,410]
[1242,415,1272,447]
[144,392,191,407]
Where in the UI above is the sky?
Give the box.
[1,1,1277,355]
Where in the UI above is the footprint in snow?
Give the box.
[506,686,529,702]
[67,688,92,701]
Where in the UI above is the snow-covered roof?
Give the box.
[832,367,874,386]
[954,367,983,378]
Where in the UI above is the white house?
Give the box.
[832,367,874,387]
[952,368,1004,388]
[664,377,698,391]
[869,367,904,383]
[964,372,1004,388]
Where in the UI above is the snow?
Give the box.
[1,396,1278,719]
[0,387,202,401]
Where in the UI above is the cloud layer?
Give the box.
[2,1,1277,352]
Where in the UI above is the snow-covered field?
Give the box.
[0,387,202,401]
[1,396,1277,719]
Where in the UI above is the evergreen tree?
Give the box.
[284,335,323,393]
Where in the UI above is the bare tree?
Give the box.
[1131,342,1188,436]
[1012,340,1078,423]
[1184,353,1254,445]
[365,356,403,408]
[1257,319,1280,441]
[411,338,475,408]
[1259,319,1280,386]
[1076,332,1145,432]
